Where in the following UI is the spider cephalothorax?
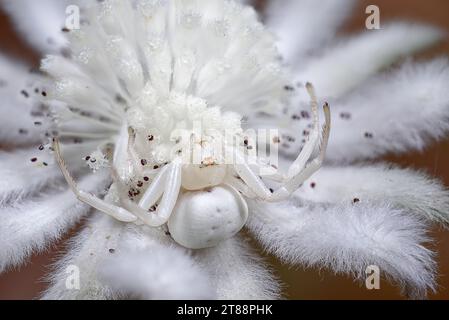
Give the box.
[42,0,330,249]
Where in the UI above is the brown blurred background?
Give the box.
[0,0,448,300]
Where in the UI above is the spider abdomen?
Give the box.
[168,185,248,249]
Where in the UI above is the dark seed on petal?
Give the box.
[109,249,115,254]
[115,94,126,104]
[31,158,38,162]
[340,112,352,120]
[301,111,310,119]
[30,110,44,117]
[21,90,29,98]
[353,198,360,204]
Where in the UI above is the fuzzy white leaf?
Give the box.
[0,172,109,273]
[42,214,126,300]
[1,0,69,54]
[266,0,356,65]
[248,200,436,299]
[0,143,91,205]
[98,244,214,300]
[297,165,449,225]
[298,23,444,98]
[327,58,449,162]
[42,214,211,300]
[195,236,281,300]
[0,148,62,204]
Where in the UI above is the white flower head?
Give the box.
[39,0,331,250]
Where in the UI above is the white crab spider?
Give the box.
[53,83,330,249]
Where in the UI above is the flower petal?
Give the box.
[266,0,356,65]
[297,23,443,98]
[0,172,109,273]
[195,236,281,300]
[0,147,62,204]
[248,200,436,299]
[0,143,92,205]
[98,244,214,300]
[326,58,449,162]
[297,164,449,225]
[0,54,47,146]
[1,0,70,54]
[41,214,123,300]
[42,214,212,300]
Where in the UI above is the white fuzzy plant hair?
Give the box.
[0,0,448,300]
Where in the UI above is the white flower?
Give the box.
[0,0,448,300]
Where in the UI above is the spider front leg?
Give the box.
[272,102,331,201]
[231,102,331,202]
[287,82,321,179]
[112,126,182,227]
[113,159,183,227]
[52,138,138,223]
